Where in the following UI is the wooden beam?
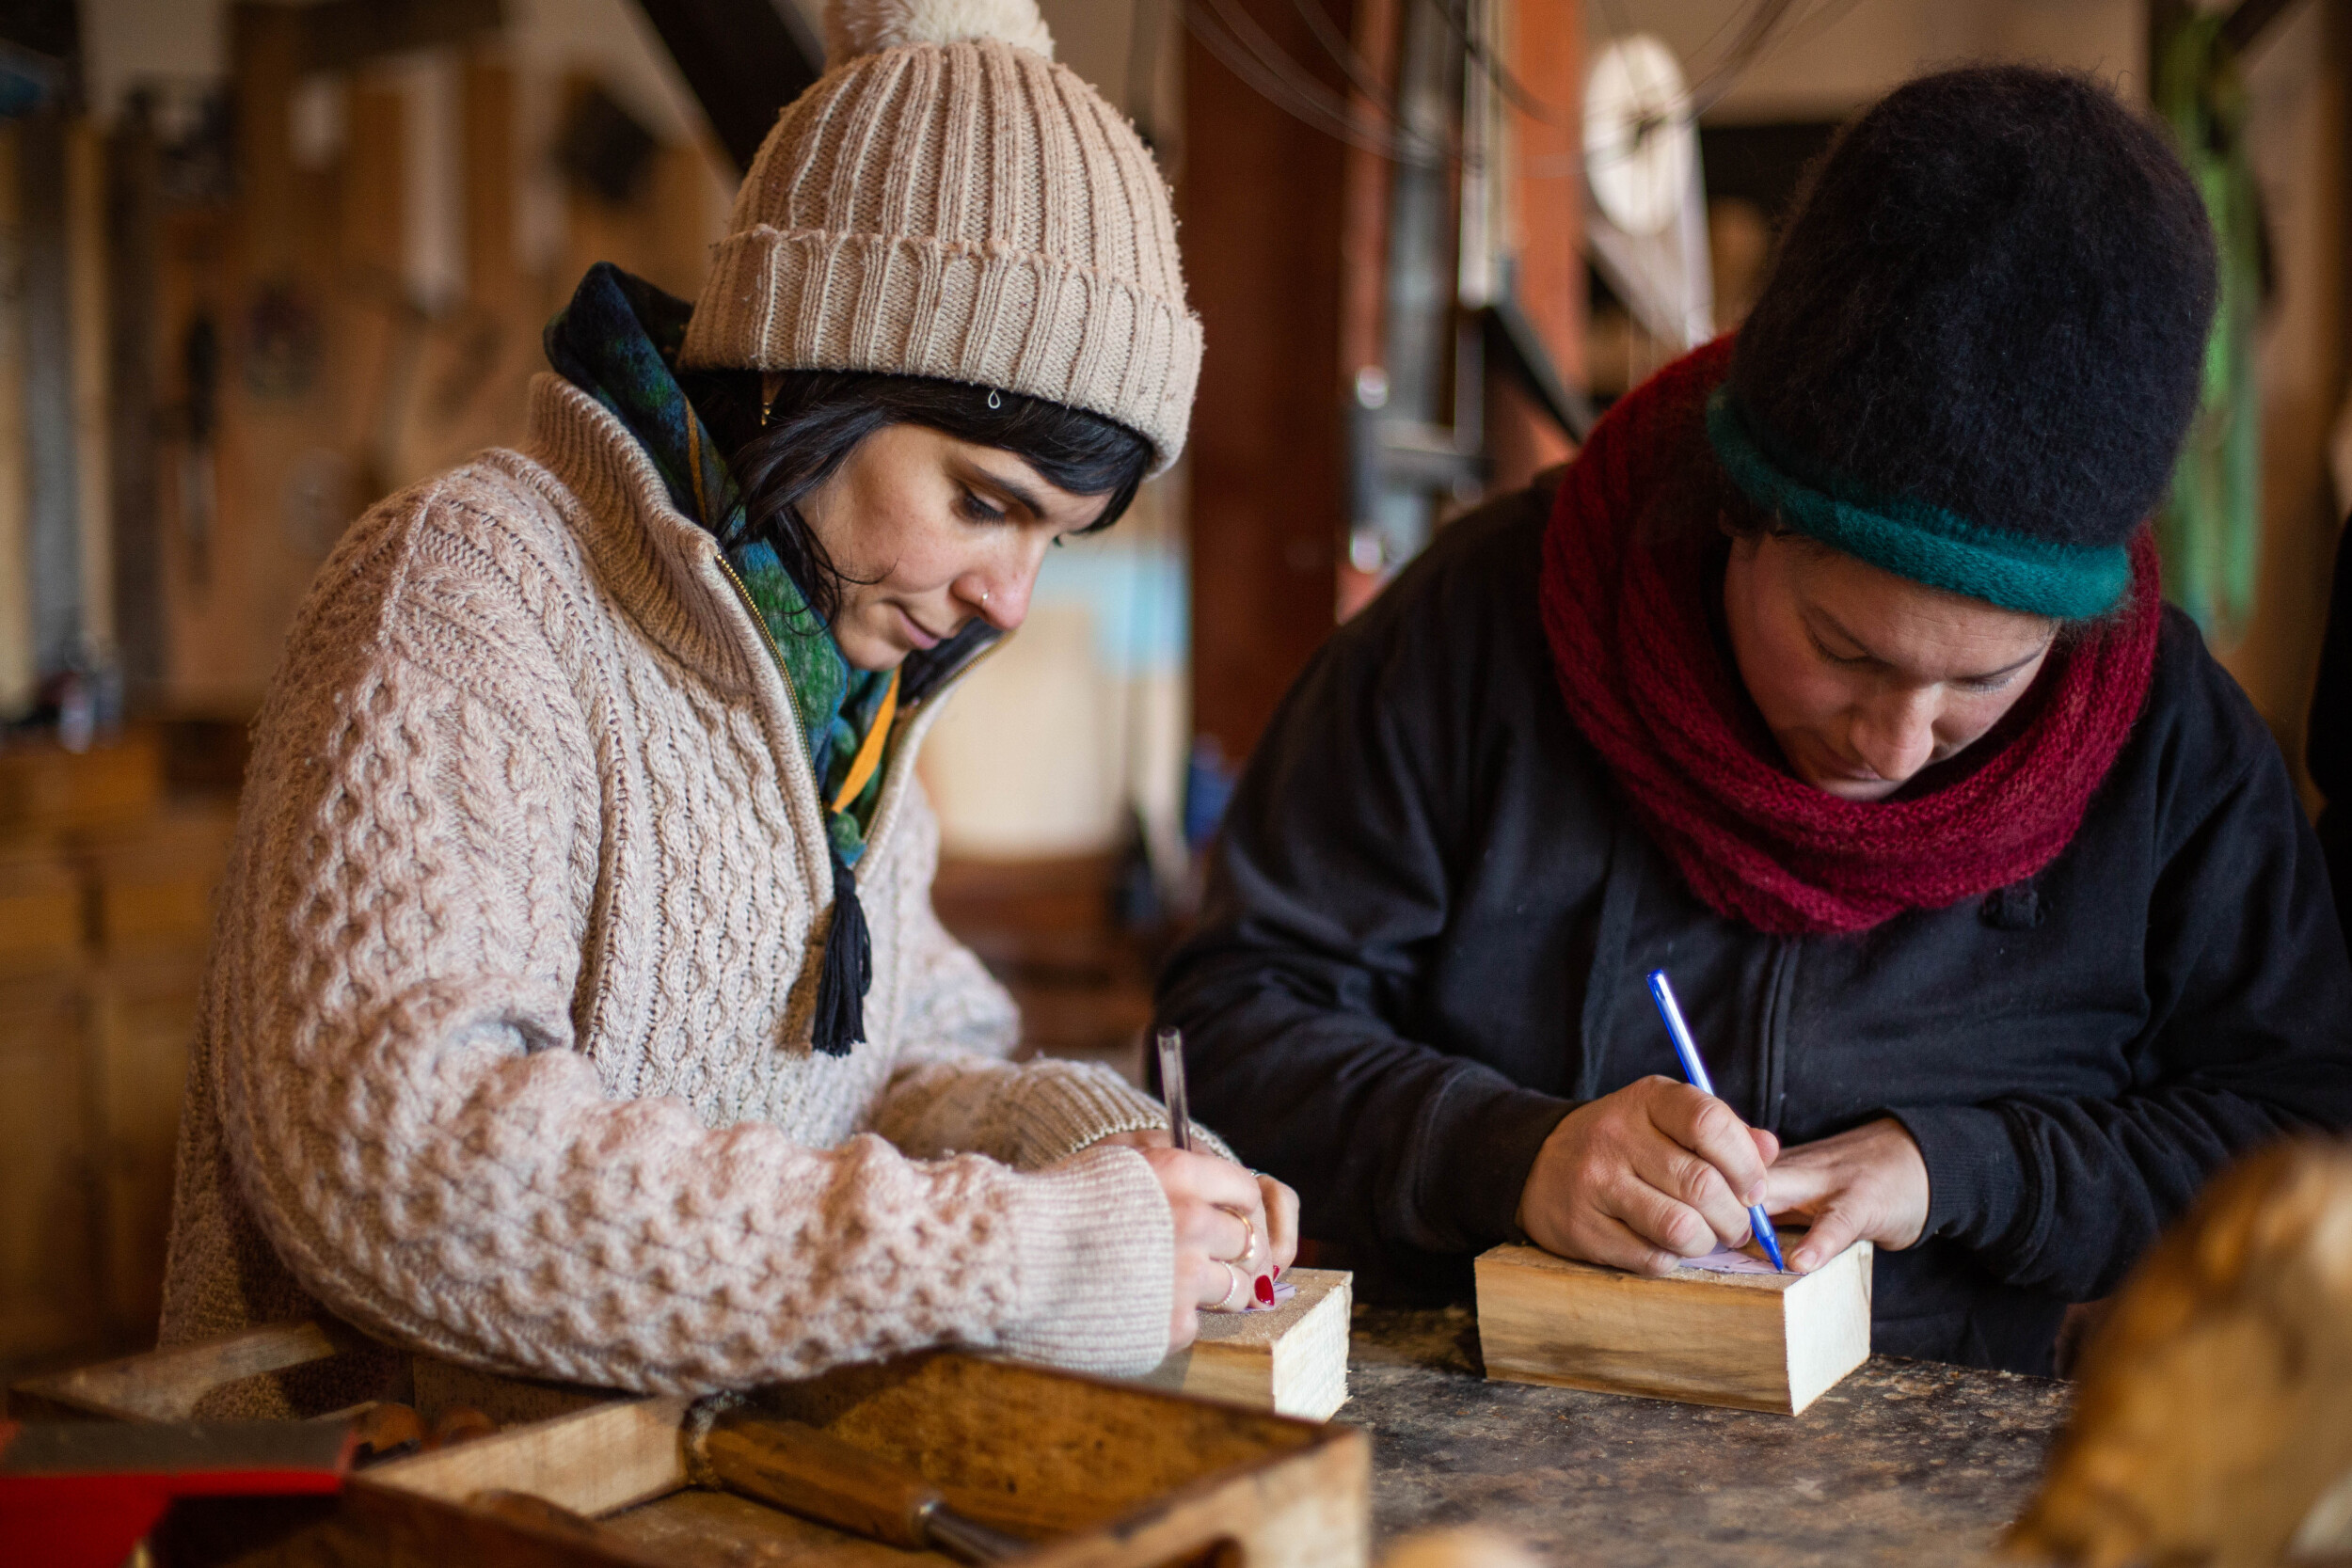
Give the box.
[1486,0,1583,493]
[104,105,163,702]
[1183,0,1355,762]
[463,54,516,308]
[628,0,823,173]
[299,0,506,73]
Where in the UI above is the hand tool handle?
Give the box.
[694,1408,943,1549]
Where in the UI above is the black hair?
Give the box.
[677,368,1155,624]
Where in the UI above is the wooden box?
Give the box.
[13,1324,1372,1568]
[1474,1237,1872,1415]
[1138,1269,1351,1420]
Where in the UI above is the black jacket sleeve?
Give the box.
[1156,505,1577,1262]
[1894,616,2352,1300]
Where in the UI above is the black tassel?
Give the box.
[811,844,873,1056]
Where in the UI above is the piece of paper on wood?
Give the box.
[1678,1246,1784,1275]
[1211,1281,1297,1316]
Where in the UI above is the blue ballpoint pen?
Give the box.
[1645,969,1789,1272]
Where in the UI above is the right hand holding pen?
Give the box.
[1516,1075,1779,1275]
[1137,1147,1296,1352]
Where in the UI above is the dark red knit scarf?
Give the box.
[1540,340,2161,935]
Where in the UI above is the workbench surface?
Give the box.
[1346,1305,2070,1567]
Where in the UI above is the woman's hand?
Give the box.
[1100,1135,1298,1351]
[1760,1117,1930,1272]
[1516,1076,1779,1275]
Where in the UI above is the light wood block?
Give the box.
[1136,1267,1352,1419]
[1474,1237,1871,1415]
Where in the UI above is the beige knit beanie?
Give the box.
[680,0,1202,473]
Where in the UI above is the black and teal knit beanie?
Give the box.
[1709,66,2217,619]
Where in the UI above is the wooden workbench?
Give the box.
[1348,1305,2069,1566]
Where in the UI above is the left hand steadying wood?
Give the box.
[1762,1117,1931,1272]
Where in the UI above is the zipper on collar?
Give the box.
[707,547,1000,867]
[709,548,832,882]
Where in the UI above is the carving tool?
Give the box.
[687,1401,1030,1563]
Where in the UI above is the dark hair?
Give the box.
[677,368,1154,624]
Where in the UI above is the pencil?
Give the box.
[1154,1027,1193,1152]
[1645,970,1788,1272]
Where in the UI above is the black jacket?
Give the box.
[2309,515,2352,942]
[1158,481,2352,1375]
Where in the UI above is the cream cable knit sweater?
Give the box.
[158,374,1187,1407]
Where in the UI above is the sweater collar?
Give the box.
[542,262,993,863]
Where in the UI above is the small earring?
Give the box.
[986,389,1002,410]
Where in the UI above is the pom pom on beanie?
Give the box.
[687,0,1199,471]
[1716,65,2217,618]
[824,0,1055,65]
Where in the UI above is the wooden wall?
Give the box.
[130,6,733,718]
[0,736,232,1368]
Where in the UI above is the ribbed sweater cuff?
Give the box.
[995,1148,1173,1376]
[1012,1060,1235,1167]
[1887,1103,2026,1251]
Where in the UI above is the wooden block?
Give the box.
[1474,1237,1872,1415]
[1136,1267,1352,1419]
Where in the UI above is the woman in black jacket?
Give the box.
[1157,66,2352,1375]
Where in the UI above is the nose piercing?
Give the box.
[979,588,992,604]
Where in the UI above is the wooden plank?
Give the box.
[1137,1268,1352,1419]
[605,1486,953,1568]
[1021,1422,1370,1568]
[0,970,97,1365]
[67,117,111,657]
[0,732,163,838]
[0,119,30,717]
[462,53,516,309]
[755,1353,1323,1541]
[1474,1237,1872,1415]
[8,1317,368,1421]
[363,1394,694,1517]
[105,104,166,701]
[88,952,203,1337]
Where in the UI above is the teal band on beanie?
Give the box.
[1704,388,2132,620]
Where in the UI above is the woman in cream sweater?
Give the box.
[158,0,1293,1413]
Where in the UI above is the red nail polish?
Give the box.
[1254,1274,1275,1305]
